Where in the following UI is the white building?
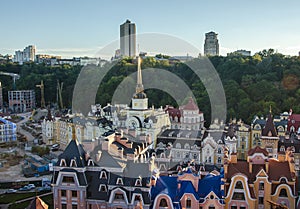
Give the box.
[0,117,17,142]
[165,97,204,130]
[14,45,36,64]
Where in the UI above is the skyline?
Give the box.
[1,0,300,58]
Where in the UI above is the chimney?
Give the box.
[230,153,237,164]
[96,150,102,162]
[249,160,253,173]
[265,160,269,173]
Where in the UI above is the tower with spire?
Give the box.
[260,107,279,158]
[131,56,148,110]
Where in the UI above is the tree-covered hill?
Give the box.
[0,49,299,126]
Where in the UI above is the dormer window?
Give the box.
[100,171,107,179]
[135,179,142,186]
[99,184,107,192]
[116,178,123,185]
[87,159,94,166]
[62,176,75,184]
[70,159,77,167]
[280,146,285,152]
[60,159,67,167]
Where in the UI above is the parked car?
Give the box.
[27,184,36,189]
[37,186,51,192]
[51,143,60,151]
[6,189,17,193]
[19,186,30,191]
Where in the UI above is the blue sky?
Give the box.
[1,0,299,58]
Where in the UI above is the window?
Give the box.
[135,179,142,186]
[100,171,107,179]
[240,207,246,209]
[62,176,75,183]
[232,192,245,200]
[241,144,244,149]
[208,207,215,209]
[99,184,107,192]
[61,204,67,209]
[217,157,221,164]
[279,188,288,197]
[72,205,77,209]
[235,181,243,189]
[259,197,264,204]
[70,159,77,167]
[159,198,168,207]
[231,206,237,209]
[72,191,77,197]
[114,193,124,200]
[217,148,222,154]
[60,159,67,167]
[186,198,191,208]
[116,178,123,185]
[259,182,264,190]
[61,190,66,197]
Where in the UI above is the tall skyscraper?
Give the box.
[204,31,219,56]
[120,19,136,57]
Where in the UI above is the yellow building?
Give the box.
[224,146,296,209]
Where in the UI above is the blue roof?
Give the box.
[150,170,225,208]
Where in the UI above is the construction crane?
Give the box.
[36,80,45,108]
[57,80,64,109]
[0,71,20,90]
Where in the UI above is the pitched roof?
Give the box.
[247,146,269,156]
[262,113,277,137]
[57,139,87,167]
[180,97,199,111]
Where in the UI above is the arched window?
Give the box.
[217,148,222,154]
[176,143,181,149]
[184,143,190,149]
[235,181,243,189]
[279,188,288,197]
[100,171,107,179]
[159,198,168,207]
[280,146,285,152]
[217,157,221,164]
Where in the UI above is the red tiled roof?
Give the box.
[180,97,199,111]
[289,114,300,122]
[247,146,268,156]
[165,106,181,121]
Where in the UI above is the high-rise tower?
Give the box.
[204,31,219,56]
[120,19,136,57]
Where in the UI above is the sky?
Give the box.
[0,0,299,58]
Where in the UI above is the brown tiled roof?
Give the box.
[268,159,292,181]
[227,161,264,183]
[262,113,277,137]
[247,146,268,156]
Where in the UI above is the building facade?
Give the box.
[0,117,17,142]
[204,31,219,56]
[8,90,36,113]
[14,45,36,64]
[120,19,136,57]
[224,146,297,209]
[165,97,204,130]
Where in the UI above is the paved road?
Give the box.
[16,112,34,142]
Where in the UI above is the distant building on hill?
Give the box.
[204,31,219,56]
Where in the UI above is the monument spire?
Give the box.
[136,56,144,94]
